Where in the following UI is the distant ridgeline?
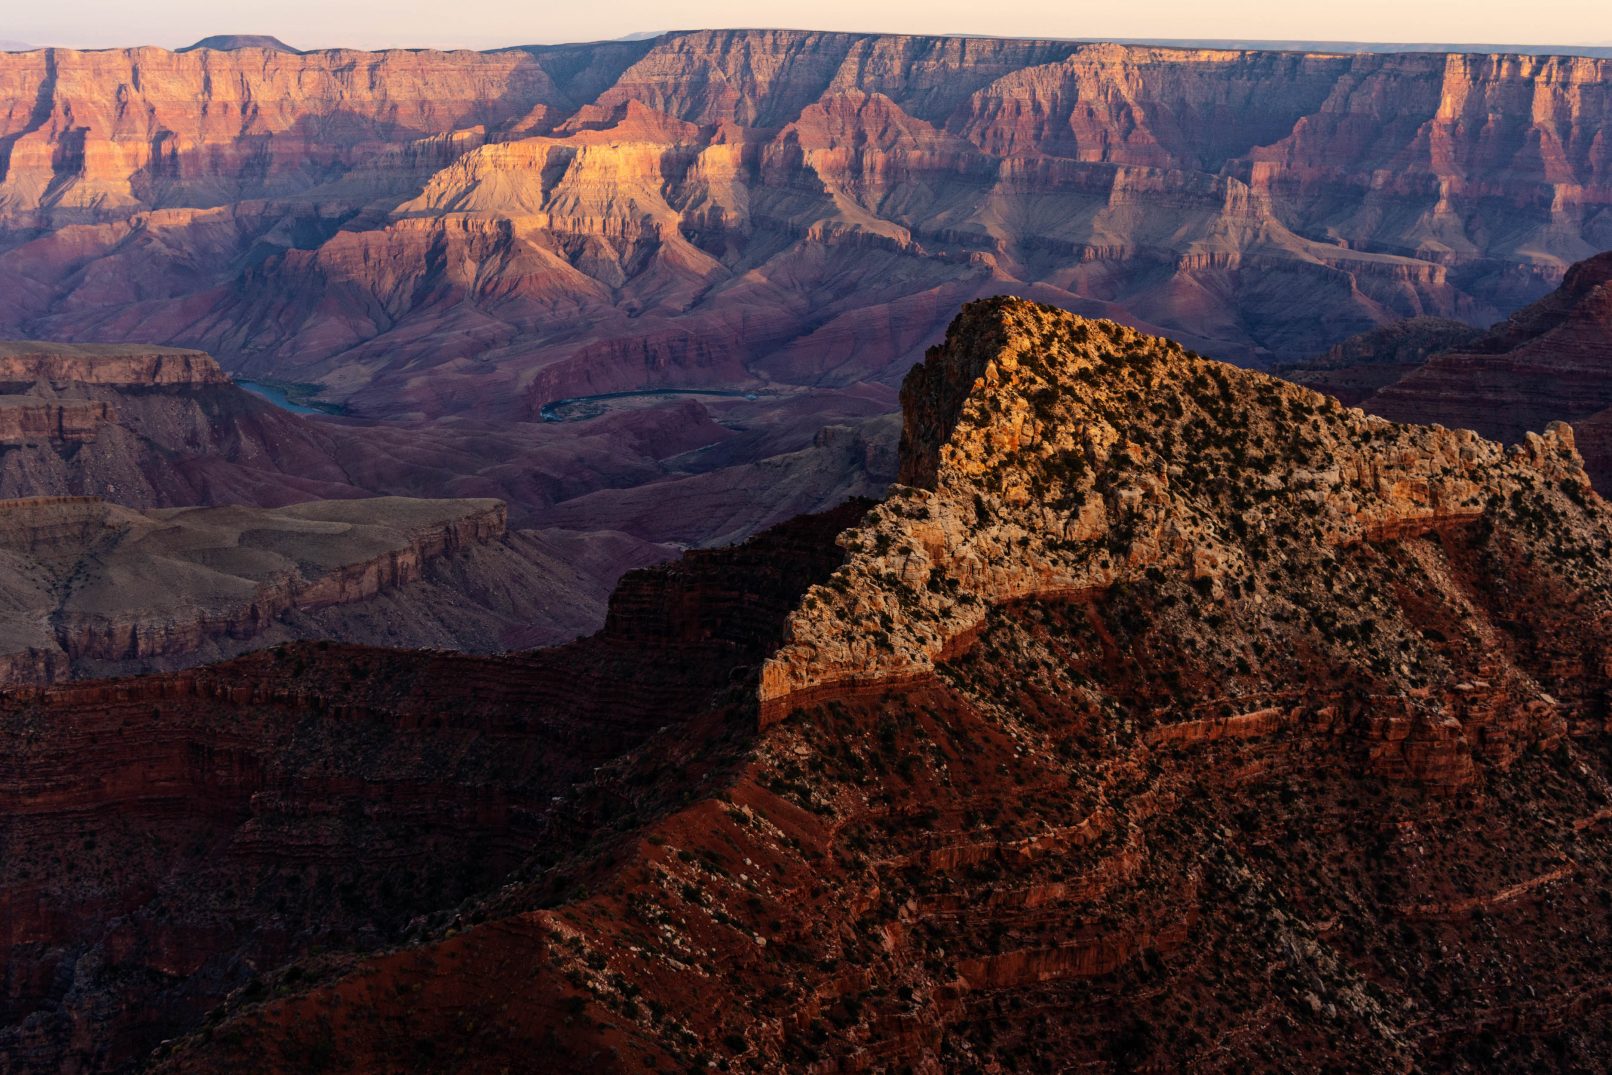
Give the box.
[0,29,1606,424]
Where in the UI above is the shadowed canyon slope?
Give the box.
[1291,250,1612,487]
[0,494,677,684]
[0,503,863,1072]
[6,299,1609,1072]
[1,31,1609,426]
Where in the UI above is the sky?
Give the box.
[4,0,1607,51]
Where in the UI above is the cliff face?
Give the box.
[0,342,230,386]
[0,398,113,442]
[0,32,1608,420]
[0,46,567,223]
[17,298,1598,1073]
[0,340,385,507]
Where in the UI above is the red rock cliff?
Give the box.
[0,33,1608,412]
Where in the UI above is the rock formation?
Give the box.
[0,494,671,684]
[1,33,1607,408]
[5,298,1609,1072]
[0,340,383,507]
[1292,251,1612,488]
[1279,316,1483,403]
[177,35,301,53]
[0,338,703,679]
[0,335,887,579]
[0,501,863,1073]
[2,33,1606,597]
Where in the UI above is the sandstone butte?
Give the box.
[2,297,1609,1072]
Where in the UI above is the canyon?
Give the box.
[4,32,1609,403]
[0,36,1606,522]
[0,500,863,1073]
[2,32,1608,603]
[3,299,1608,1072]
[2,29,1612,1071]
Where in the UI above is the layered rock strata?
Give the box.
[0,341,692,665]
[0,342,231,387]
[1,33,1609,414]
[1292,251,1612,489]
[0,493,541,686]
[1365,251,1612,481]
[13,298,1604,1073]
[0,502,863,1072]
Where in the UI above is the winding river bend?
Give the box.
[539,388,762,422]
[234,379,344,416]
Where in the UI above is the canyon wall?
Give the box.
[0,34,1607,425]
[0,342,230,386]
[0,339,696,662]
[5,34,1603,577]
[1289,250,1612,489]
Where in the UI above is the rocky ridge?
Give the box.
[0,342,231,386]
[0,502,864,1072]
[1366,251,1612,477]
[1279,316,1483,404]
[116,298,1612,1073]
[763,298,1596,724]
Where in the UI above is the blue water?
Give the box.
[234,379,329,416]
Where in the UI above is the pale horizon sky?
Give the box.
[4,0,1607,52]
